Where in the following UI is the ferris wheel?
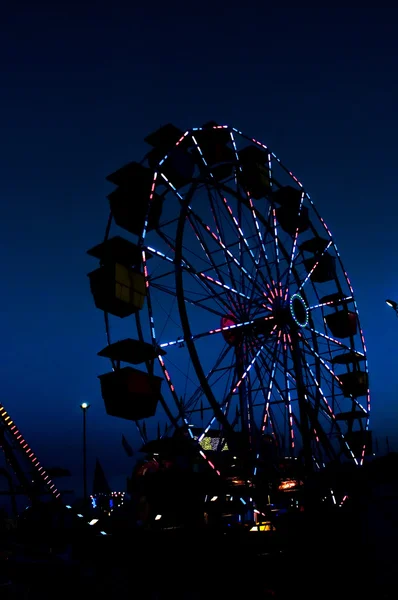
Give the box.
[87,122,371,490]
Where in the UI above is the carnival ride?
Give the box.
[0,401,61,514]
[87,122,371,522]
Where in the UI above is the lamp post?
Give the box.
[386,299,398,317]
[385,300,396,454]
[80,402,90,506]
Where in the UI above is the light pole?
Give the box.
[386,299,398,317]
[80,402,90,506]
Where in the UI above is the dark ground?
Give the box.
[2,496,397,600]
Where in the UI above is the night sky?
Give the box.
[1,3,397,495]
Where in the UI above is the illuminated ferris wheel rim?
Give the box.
[99,121,371,477]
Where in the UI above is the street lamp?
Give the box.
[386,299,398,317]
[80,402,90,506]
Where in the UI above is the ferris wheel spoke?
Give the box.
[297,241,333,292]
[246,264,272,317]
[258,331,283,432]
[262,336,336,462]
[175,195,246,439]
[263,339,292,401]
[185,273,240,316]
[256,339,290,397]
[193,272,251,305]
[237,128,305,190]
[247,138,281,277]
[138,251,184,428]
[209,193,268,319]
[230,130,269,268]
[285,374,337,463]
[285,375,295,455]
[298,331,368,415]
[151,225,253,309]
[293,404,332,465]
[270,208,282,284]
[285,191,305,293]
[309,296,354,310]
[282,334,295,456]
[247,337,284,445]
[155,173,244,307]
[184,344,234,413]
[231,344,265,396]
[195,342,265,444]
[211,181,274,293]
[158,317,274,348]
[191,133,258,275]
[296,357,358,464]
[217,350,239,424]
[161,355,201,399]
[182,294,229,318]
[245,193,270,268]
[206,185,242,299]
[150,282,227,319]
[145,239,252,308]
[265,405,279,442]
[186,211,239,309]
[190,195,263,293]
[298,332,343,388]
[188,206,269,303]
[306,326,363,355]
[251,338,298,455]
[202,173,279,287]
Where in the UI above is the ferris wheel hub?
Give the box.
[289,293,309,328]
[268,291,309,331]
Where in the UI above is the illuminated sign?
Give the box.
[278,479,303,492]
[197,436,229,452]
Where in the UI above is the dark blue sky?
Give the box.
[1,3,397,493]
